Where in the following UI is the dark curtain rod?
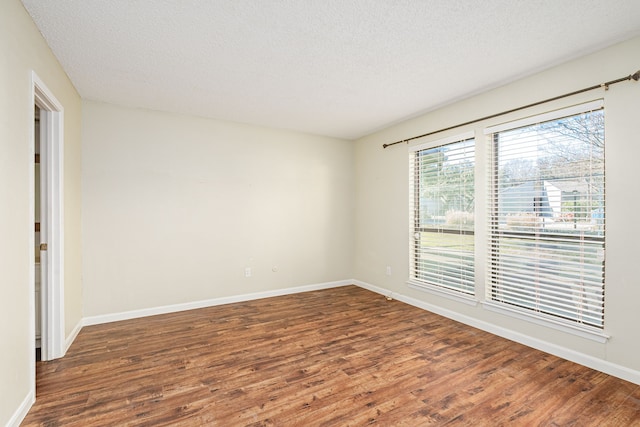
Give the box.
[382,69,640,149]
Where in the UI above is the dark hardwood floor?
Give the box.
[22,285,640,426]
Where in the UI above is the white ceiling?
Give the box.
[21,1,640,140]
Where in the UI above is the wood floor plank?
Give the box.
[21,286,640,426]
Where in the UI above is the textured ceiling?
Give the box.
[21,1,640,140]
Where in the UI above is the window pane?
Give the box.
[410,137,475,295]
[415,231,474,292]
[488,107,605,328]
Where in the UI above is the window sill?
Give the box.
[482,301,610,343]
[407,280,478,307]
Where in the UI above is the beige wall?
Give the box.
[81,101,354,316]
[354,37,640,380]
[0,0,82,425]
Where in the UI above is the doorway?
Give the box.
[32,72,65,365]
[34,105,41,361]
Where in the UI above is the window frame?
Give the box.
[408,131,477,304]
[483,100,608,341]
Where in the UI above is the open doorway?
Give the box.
[32,72,65,367]
[34,105,41,361]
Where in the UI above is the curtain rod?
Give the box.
[382,69,640,149]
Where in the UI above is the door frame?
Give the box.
[31,71,65,362]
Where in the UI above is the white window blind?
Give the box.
[409,134,475,295]
[486,101,605,329]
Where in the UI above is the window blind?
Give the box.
[409,134,475,295]
[486,101,605,329]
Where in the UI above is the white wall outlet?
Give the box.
[386,266,392,276]
[244,267,252,277]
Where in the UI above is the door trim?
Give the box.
[31,71,65,363]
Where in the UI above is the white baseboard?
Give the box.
[83,280,352,327]
[352,279,640,386]
[65,320,83,354]
[6,389,34,427]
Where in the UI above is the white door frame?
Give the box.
[31,71,65,361]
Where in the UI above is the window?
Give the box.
[409,133,475,296]
[486,101,605,329]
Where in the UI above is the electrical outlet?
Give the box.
[244,267,252,277]
[386,266,392,276]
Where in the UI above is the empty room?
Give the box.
[3,0,640,425]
